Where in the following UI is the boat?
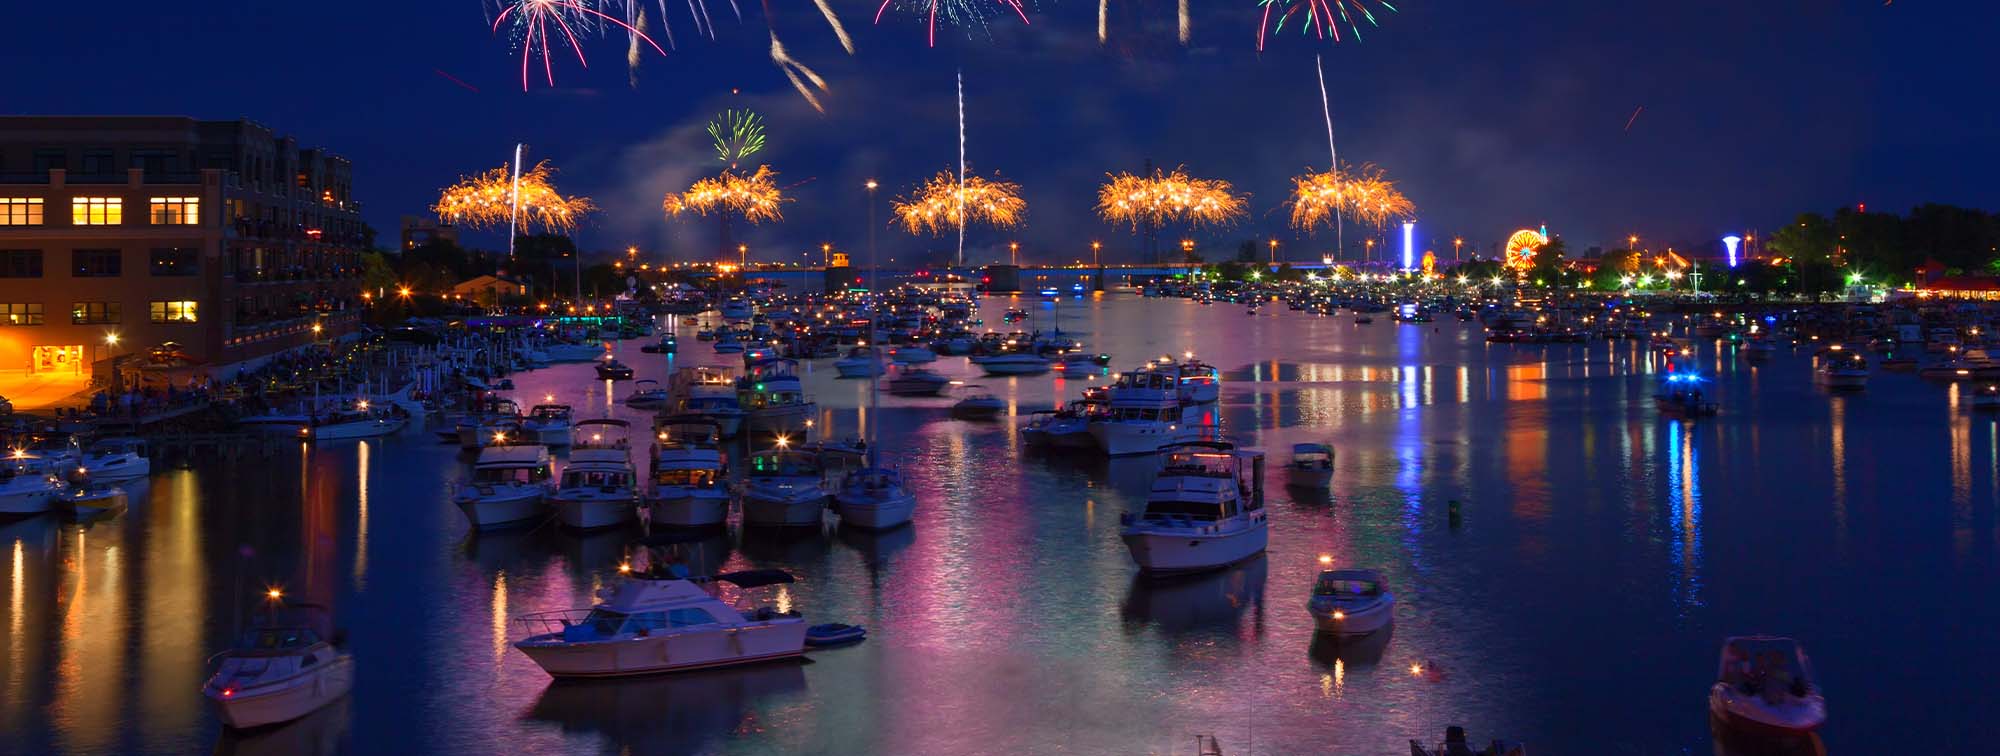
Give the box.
[552,420,639,530]
[1410,727,1527,756]
[720,299,755,320]
[1654,373,1719,417]
[453,445,555,529]
[623,379,672,410]
[804,623,866,647]
[833,347,883,378]
[740,446,830,527]
[1813,352,1868,390]
[512,566,804,678]
[645,417,730,529]
[62,482,128,519]
[1284,443,1334,488]
[1708,636,1827,737]
[638,335,678,354]
[1052,350,1110,372]
[78,437,150,482]
[1306,566,1394,638]
[596,358,636,381]
[1119,441,1267,574]
[522,404,573,446]
[738,359,816,438]
[951,386,1006,420]
[1972,384,2000,410]
[456,396,523,450]
[976,353,1052,376]
[670,366,747,438]
[0,457,65,515]
[544,342,607,363]
[1174,359,1222,404]
[712,336,745,354]
[1022,399,1103,449]
[202,599,354,729]
[1919,359,1978,381]
[302,402,407,441]
[886,367,951,397]
[1089,368,1203,456]
[807,437,869,467]
[1741,338,1777,361]
[1354,314,1374,325]
[833,466,917,530]
[887,345,937,364]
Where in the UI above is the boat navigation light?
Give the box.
[1318,554,1333,566]
[1332,611,1345,620]
[265,588,284,601]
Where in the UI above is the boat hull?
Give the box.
[80,454,149,481]
[554,495,635,530]
[1121,520,1268,574]
[206,657,354,730]
[309,418,406,441]
[1090,421,1199,457]
[645,491,730,528]
[456,489,549,528]
[747,405,814,437]
[1708,684,1827,737]
[741,489,827,527]
[517,622,805,679]
[0,487,55,515]
[1285,466,1333,488]
[834,490,915,530]
[1307,597,1395,637]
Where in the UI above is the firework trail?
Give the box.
[1257,0,1397,51]
[1624,106,1644,132]
[491,0,669,90]
[874,0,1031,48]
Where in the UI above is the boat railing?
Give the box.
[1119,512,1226,534]
[514,609,598,636]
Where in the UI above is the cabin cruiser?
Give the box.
[1089,369,1203,456]
[1284,443,1334,488]
[456,397,523,450]
[833,466,917,530]
[951,386,1006,420]
[596,358,636,381]
[740,447,830,527]
[645,417,730,529]
[11,432,82,475]
[1052,350,1111,372]
[1119,442,1267,574]
[1022,399,1103,449]
[1654,373,1718,417]
[1814,352,1869,390]
[624,380,672,410]
[671,366,747,438]
[712,335,746,354]
[552,420,639,530]
[1972,383,2000,410]
[1410,727,1527,756]
[886,367,951,397]
[454,445,555,528]
[0,458,63,515]
[543,342,607,363]
[1709,636,1827,737]
[834,347,884,378]
[1174,359,1222,404]
[78,437,150,482]
[1306,567,1394,638]
[888,345,937,364]
[202,601,354,729]
[739,359,816,437]
[513,566,804,678]
[975,353,1051,376]
[301,402,407,441]
[522,404,573,446]
[720,298,755,320]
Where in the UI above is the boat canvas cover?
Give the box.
[713,569,796,588]
[1718,636,1810,684]
[476,445,549,467]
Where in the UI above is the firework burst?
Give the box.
[708,110,767,168]
[874,0,1031,48]
[1097,167,1248,230]
[1288,163,1412,232]
[891,171,1026,235]
[490,0,670,90]
[1257,0,1397,51]
[662,166,789,224]
[434,160,595,233]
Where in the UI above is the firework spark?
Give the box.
[708,110,767,168]
[891,171,1025,235]
[1288,163,1412,232]
[491,0,670,90]
[1256,0,1397,51]
[434,160,595,233]
[662,166,789,224]
[874,0,1030,47]
[1097,167,1248,230]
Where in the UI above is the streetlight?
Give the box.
[1009,241,1019,267]
[1453,237,1463,262]
[1091,241,1102,270]
[1180,239,1194,267]
[738,243,748,269]
[822,242,832,267]
[1364,238,1375,262]
[1268,239,1278,267]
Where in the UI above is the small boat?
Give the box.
[78,437,150,482]
[1052,351,1110,372]
[0,458,67,515]
[623,380,672,410]
[808,436,869,466]
[1708,635,1827,737]
[1654,373,1719,417]
[62,483,128,519]
[522,404,573,446]
[454,445,555,529]
[203,599,354,729]
[596,358,635,381]
[1813,352,1868,391]
[712,337,745,354]
[1919,359,1978,381]
[887,345,937,364]
[1410,727,1527,756]
[645,417,730,529]
[740,446,830,527]
[512,566,804,678]
[951,386,1006,420]
[886,367,951,397]
[302,402,407,441]
[833,466,917,530]
[804,623,866,647]
[833,347,883,378]
[1354,314,1374,325]
[1022,400,1103,449]
[1972,384,2000,410]
[976,353,1052,376]
[1306,566,1394,638]
[1120,441,1267,574]
[638,335,678,354]
[1284,443,1334,488]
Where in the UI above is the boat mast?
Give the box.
[866,188,881,471]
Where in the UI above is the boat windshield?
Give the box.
[562,470,630,488]
[1163,452,1235,477]
[234,627,321,651]
[1314,578,1380,597]
[1141,500,1225,521]
[654,469,718,486]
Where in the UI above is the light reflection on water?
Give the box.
[0,294,1996,754]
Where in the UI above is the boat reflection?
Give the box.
[738,523,834,566]
[0,514,58,556]
[1307,624,1393,667]
[1120,555,1267,635]
[1708,713,1826,756]
[524,660,808,755]
[835,521,915,565]
[213,695,351,756]
[459,525,563,572]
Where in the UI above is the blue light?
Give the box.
[1402,221,1415,272]
[1722,234,1742,268]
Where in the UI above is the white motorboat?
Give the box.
[1089,369,1203,456]
[1119,442,1267,574]
[1305,566,1394,638]
[1708,636,1827,737]
[833,467,917,530]
[951,386,1006,420]
[78,437,150,482]
[457,397,523,449]
[740,447,829,527]
[62,483,129,519]
[302,402,407,441]
[203,600,354,729]
[887,345,937,364]
[671,366,747,438]
[1741,338,1777,361]
[834,347,884,378]
[720,299,755,320]
[522,404,573,446]
[514,567,804,678]
[1021,400,1102,449]
[976,353,1051,376]
[645,418,730,529]
[1284,443,1334,488]
[543,342,606,363]
[552,420,639,530]
[1174,359,1222,404]
[739,359,816,437]
[712,337,746,354]
[624,380,672,410]
[0,458,62,515]
[1814,352,1868,390]
[454,445,554,528]
[886,367,951,397]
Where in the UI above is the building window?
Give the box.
[131,149,174,176]
[81,149,116,176]
[149,247,198,276]
[0,303,43,326]
[71,249,122,277]
[0,250,42,278]
[71,197,123,226]
[0,198,42,226]
[149,197,199,225]
[71,302,119,325]
[32,149,65,176]
[150,300,198,323]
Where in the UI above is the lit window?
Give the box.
[0,198,43,226]
[148,197,199,225]
[0,303,43,326]
[71,301,119,325]
[71,197,122,225]
[150,300,198,323]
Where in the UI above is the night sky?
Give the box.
[9,0,1996,265]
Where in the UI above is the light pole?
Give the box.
[822,242,832,267]
[865,180,878,279]
[1180,239,1194,269]
[738,243,748,270]
[1009,241,1019,267]
[1453,237,1463,262]
[1364,238,1375,263]
[1091,241,1102,269]
[1268,239,1278,268]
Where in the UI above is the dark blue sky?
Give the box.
[8,1,1995,265]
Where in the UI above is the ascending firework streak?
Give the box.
[490,0,670,90]
[1096,0,1189,44]
[874,0,1030,48]
[434,159,596,234]
[1317,55,1340,255]
[508,144,524,258]
[1256,0,1396,51]
[708,110,767,168]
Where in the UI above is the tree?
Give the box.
[359,251,398,294]
[1529,237,1568,286]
